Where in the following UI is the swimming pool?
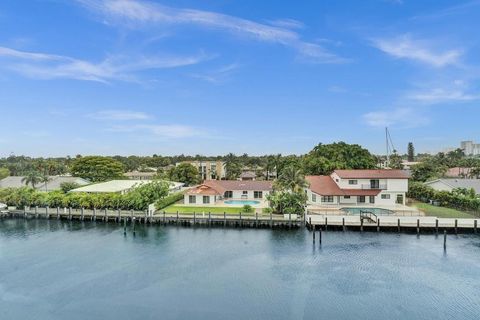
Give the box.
[224,200,260,206]
[341,207,394,215]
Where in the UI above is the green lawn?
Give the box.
[161,205,255,215]
[411,201,476,219]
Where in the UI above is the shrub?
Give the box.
[242,204,254,213]
[155,192,184,210]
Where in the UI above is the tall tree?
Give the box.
[275,165,308,193]
[303,142,376,175]
[224,153,241,180]
[0,167,10,180]
[70,156,125,182]
[21,171,44,188]
[168,163,199,186]
[407,142,415,162]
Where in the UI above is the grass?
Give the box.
[411,201,476,219]
[161,205,255,215]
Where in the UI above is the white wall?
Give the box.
[230,190,270,200]
[183,194,217,205]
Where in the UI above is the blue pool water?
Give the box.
[1,219,480,319]
[342,207,395,215]
[224,200,260,205]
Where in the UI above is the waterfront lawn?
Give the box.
[411,202,476,219]
[161,205,254,215]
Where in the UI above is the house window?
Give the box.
[370,179,380,189]
[242,191,248,195]
[189,195,196,204]
[348,180,358,185]
[369,196,375,204]
[312,194,317,202]
[322,196,334,203]
[203,196,210,204]
[224,191,233,198]
[381,194,390,199]
[358,196,366,203]
[254,191,263,199]
[344,196,351,199]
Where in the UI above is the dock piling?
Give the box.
[255,212,258,228]
[325,217,328,231]
[123,217,127,236]
[360,217,364,232]
[313,227,316,243]
[474,220,478,233]
[377,218,380,232]
[319,228,322,245]
[342,217,345,232]
[81,207,84,221]
[132,217,136,236]
[443,230,447,250]
[455,219,458,235]
[417,219,420,235]
[435,219,439,235]
[397,218,400,233]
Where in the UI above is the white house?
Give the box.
[306,169,409,207]
[184,180,273,205]
[424,179,480,194]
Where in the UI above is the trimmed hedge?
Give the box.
[408,182,480,214]
[155,192,184,210]
[0,181,170,211]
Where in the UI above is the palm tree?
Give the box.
[224,153,241,180]
[276,165,308,193]
[41,175,51,192]
[21,171,43,189]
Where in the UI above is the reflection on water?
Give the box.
[0,218,479,320]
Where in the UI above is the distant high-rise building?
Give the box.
[461,141,480,156]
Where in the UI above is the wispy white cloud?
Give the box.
[190,63,239,83]
[108,123,206,138]
[266,18,305,30]
[0,46,208,82]
[407,88,479,103]
[372,34,462,67]
[363,107,429,128]
[77,0,346,63]
[88,109,152,120]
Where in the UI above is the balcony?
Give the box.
[361,184,387,190]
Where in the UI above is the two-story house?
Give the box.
[306,169,409,207]
[177,160,226,181]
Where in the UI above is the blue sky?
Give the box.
[0,0,479,157]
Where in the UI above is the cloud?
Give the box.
[363,107,429,128]
[107,123,205,138]
[372,34,462,67]
[190,63,239,83]
[407,88,479,103]
[266,19,305,30]
[88,110,152,120]
[0,46,208,82]
[77,0,346,63]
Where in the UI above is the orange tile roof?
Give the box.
[306,176,381,196]
[333,169,409,179]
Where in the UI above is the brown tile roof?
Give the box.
[445,167,472,178]
[333,169,409,179]
[306,176,381,196]
[186,180,273,195]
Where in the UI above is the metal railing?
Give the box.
[361,184,387,190]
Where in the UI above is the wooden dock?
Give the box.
[307,214,479,234]
[2,207,303,229]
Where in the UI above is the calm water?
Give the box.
[1,219,479,320]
